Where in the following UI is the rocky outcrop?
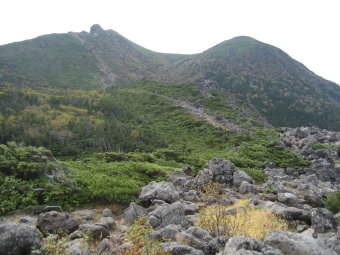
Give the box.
[148,202,191,229]
[124,202,147,223]
[223,236,283,255]
[37,211,80,234]
[0,222,41,255]
[311,208,337,234]
[264,230,337,255]
[139,181,179,205]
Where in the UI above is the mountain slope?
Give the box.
[0,25,339,130]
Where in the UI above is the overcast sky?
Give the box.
[1,0,339,85]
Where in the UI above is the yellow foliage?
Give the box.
[59,104,88,114]
[130,129,140,138]
[197,199,288,240]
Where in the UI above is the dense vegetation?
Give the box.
[1,25,339,130]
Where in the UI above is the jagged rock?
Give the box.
[264,230,337,255]
[175,229,218,255]
[124,202,147,223]
[96,238,116,255]
[95,217,115,230]
[71,224,110,240]
[139,181,179,205]
[195,168,214,186]
[183,190,201,202]
[265,180,294,194]
[320,234,340,255]
[306,158,340,183]
[224,236,283,255]
[277,193,299,207]
[168,171,195,192]
[182,166,193,176]
[265,168,292,181]
[163,242,205,255]
[148,202,191,229]
[311,208,336,233]
[239,181,256,194]
[182,201,200,215]
[233,170,254,188]
[63,239,90,255]
[304,191,324,207]
[102,208,114,218]
[207,158,236,184]
[0,222,41,255]
[149,224,181,241]
[37,211,80,234]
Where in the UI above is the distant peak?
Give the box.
[90,24,107,37]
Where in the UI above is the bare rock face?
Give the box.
[0,222,41,255]
[264,230,337,255]
[139,181,179,206]
[224,236,283,255]
[311,208,337,234]
[148,202,191,229]
[37,211,80,234]
[124,202,147,223]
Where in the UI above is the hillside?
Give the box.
[1,25,340,130]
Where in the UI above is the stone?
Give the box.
[0,222,41,255]
[63,239,90,255]
[304,191,324,208]
[148,201,191,229]
[195,168,214,186]
[139,181,179,205]
[181,201,200,215]
[224,236,283,255]
[206,158,236,184]
[124,202,147,223]
[163,242,204,255]
[96,238,114,255]
[169,171,195,192]
[277,193,299,207]
[264,230,337,255]
[37,211,80,234]
[102,208,114,218]
[182,166,193,176]
[149,224,181,241]
[311,208,336,233]
[239,181,256,194]
[95,216,115,230]
[233,170,254,188]
[71,224,110,240]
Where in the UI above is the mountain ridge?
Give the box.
[0,24,339,130]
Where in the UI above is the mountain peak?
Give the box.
[90,24,106,37]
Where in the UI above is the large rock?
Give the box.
[37,211,80,234]
[238,181,257,194]
[223,236,283,255]
[168,171,195,192]
[139,181,179,205]
[63,239,90,255]
[277,192,299,207]
[264,230,337,255]
[196,158,236,186]
[175,226,218,255]
[232,170,254,188]
[148,202,191,229]
[163,242,204,255]
[0,222,41,255]
[124,202,147,223]
[306,158,340,183]
[149,224,181,241]
[311,208,336,233]
[70,224,110,240]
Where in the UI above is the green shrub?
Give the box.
[324,190,340,213]
[242,168,267,183]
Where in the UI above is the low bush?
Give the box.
[324,190,340,213]
[197,199,288,240]
[241,168,267,183]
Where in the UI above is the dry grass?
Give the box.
[197,199,288,240]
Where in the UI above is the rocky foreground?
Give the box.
[0,127,339,255]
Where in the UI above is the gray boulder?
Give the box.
[207,158,236,184]
[102,208,114,218]
[195,168,214,186]
[139,181,179,205]
[311,208,336,233]
[239,181,256,194]
[0,222,41,255]
[277,193,299,207]
[264,230,337,255]
[169,171,195,192]
[37,211,80,234]
[95,217,115,230]
[63,239,90,255]
[70,224,110,240]
[182,201,200,215]
[163,242,204,255]
[224,236,283,255]
[304,191,324,207]
[233,170,254,188]
[124,202,147,223]
[149,224,181,241]
[148,201,191,229]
